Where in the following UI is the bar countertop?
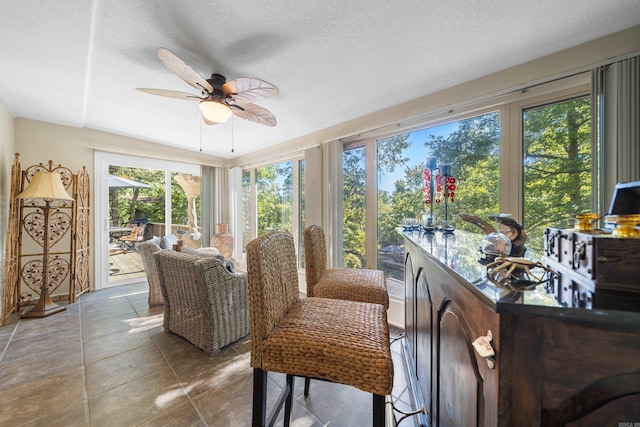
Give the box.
[401,229,640,332]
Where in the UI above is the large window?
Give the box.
[341,75,592,296]
[374,113,501,282]
[298,159,306,267]
[343,146,367,268]
[256,161,293,235]
[242,170,252,252]
[242,157,305,266]
[523,96,592,253]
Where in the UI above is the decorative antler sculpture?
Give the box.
[459,213,527,257]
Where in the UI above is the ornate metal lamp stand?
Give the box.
[17,171,74,318]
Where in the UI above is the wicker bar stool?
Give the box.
[304,224,389,309]
[247,232,393,427]
[303,224,390,396]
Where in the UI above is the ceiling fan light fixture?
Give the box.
[199,99,233,123]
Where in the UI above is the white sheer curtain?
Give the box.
[228,167,243,261]
[323,140,344,268]
[594,55,640,208]
[200,165,228,247]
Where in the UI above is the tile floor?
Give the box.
[0,282,422,427]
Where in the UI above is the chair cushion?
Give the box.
[160,234,178,249]
[260,298,393,396]
[180,246,234,272]
[315,268,389,309]
[195,246,220,256]
[146,237,162,247]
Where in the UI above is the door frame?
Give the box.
[94,152,199,289]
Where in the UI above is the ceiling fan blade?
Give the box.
[157,47,213,93]
[231,103,277,127]
[223,78,278,103]
[136,88,202,100]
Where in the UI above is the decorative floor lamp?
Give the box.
[17,171,74,318]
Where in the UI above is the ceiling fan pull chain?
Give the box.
[199,114,203,152]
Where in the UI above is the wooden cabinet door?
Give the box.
[437,303,485,427]
[404,252,416,366]
[415,268,433,417]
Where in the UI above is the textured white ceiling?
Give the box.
[1,1,639,159]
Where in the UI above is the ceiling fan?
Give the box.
[136,48,278,127]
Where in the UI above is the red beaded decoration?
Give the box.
[424,164,457,205]
[423,169,432,204]
[433,173,456,204]
[445,176,456,203]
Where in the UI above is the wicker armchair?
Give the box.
[247,232,393,427]
[154,250,249,353]
[304,224,389,309]
[138,239,164,307]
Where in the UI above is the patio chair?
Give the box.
[154,249,249,353]
[246,232,393,427]
[118,223,147,252]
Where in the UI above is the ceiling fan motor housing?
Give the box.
[208,74,227,92]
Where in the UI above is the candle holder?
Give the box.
[605,214,640,238]
[570,213,600,232]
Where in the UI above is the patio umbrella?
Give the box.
[108,174,152,188]
[108,175,152,225]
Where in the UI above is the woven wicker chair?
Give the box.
[154,250,249,353]
[304,225,389,309]
[247,232,393,427]
[138,239,164,307]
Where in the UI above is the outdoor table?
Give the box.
[109,226,132,242]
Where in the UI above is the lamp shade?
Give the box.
[199,100,233,123]
[17,171,73,200]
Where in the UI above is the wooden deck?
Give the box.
[109,245,146,283]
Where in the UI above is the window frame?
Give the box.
[242,154,305,265]
[340,73,592,297]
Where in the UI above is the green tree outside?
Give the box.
[523,96,591,252]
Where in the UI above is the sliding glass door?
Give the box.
[95,152,200,289]
[107,165,165,284]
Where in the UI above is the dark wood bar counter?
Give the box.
[401,229,640,426]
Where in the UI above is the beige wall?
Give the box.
[0,99,15,320]
[14,118,228,173]
[10,119,227,295]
